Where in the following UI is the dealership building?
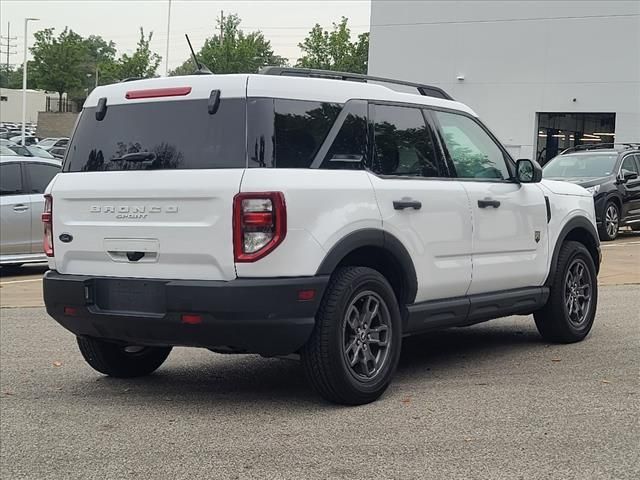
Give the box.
[368,1,640,164]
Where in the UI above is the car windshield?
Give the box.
[0,145,18,156]
[7,145,31,156]
[38,138,57,147]
[28,146,55,158]
[543,153,618,178]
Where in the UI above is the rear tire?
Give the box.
[77,337,172,378]
[598,201,620,241]
[534,241,598,343]
[301,266,402,405]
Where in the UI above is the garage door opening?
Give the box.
[535,113,616,165]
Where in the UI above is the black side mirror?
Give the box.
[622,170,639,182]
[516,159,542,183]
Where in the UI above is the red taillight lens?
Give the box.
[233,192,286,262]
[125,86,192,100]
[42,194,54,257]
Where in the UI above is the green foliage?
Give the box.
[113,28,162,80]
[0,65,34,89]
[296,17,369,74]
[30,27,87,101]
[170,14,286,76]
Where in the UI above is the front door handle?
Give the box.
[13,204,29,212]
[477,198,501,209]
[393,199,422,210]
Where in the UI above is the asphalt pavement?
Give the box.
[1,285,639,479]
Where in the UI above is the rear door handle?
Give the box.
[13,204,29,212]
[393,199,422,210]
[477,199,501,209]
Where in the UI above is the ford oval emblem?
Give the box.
[59,233,73,243]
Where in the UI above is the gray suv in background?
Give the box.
[0,149,61,268]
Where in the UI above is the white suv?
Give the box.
[43,68,601,405]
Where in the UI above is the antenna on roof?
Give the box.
[185,34,212,75]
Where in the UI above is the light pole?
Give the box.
[164,0,171,76]
[21,17,38,145]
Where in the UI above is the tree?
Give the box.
[30,28,87,104]
[113,28,162,80]
[297,17,369,74]
[82,35,117,88]
[171,14,286,75]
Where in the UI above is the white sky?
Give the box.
[0,0,371,72]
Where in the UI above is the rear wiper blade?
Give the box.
[111,152,156,162]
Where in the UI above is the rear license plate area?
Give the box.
[94,279,166,314]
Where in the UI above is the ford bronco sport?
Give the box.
[43,68,601,405]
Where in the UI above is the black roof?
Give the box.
[561,143,640,155]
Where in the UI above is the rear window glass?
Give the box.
[64,98,246,172]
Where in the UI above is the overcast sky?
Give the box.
[0,0,370,72]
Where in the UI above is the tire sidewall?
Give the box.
[601,201,619,241]
[328,270,402,396]
[558,245,598,337]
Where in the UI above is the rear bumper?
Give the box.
[43,271,329,356]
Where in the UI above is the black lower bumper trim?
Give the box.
[43,271,329,356]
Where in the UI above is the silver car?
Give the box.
[0,148,61,267]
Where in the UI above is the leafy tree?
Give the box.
[297,17,369,74]
[171,14,286,75]
[113,28,162,80]
[82,35,117,88]
[30,28,87,104]
[0,65,35,89]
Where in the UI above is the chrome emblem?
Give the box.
[534,231,541,243]
[89,205,178,219]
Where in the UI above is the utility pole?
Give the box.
[220,10,224,46]
[164,0,172,76]
[0,22,18,80]
[22,18,38,144]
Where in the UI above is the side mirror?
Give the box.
[516,159,542,183]
[622,170,639,182]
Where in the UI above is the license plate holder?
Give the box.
[94,279,166,314]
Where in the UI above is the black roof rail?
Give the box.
[260,66,454,101]
[561,143,640,154]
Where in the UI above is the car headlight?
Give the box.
[585,185,601,196]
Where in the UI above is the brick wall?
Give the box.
[36,112,79,138]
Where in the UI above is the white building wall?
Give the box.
[0,88,48,124]
[368,0,640,159]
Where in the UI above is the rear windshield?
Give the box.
[63,98,246,172]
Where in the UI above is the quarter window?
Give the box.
[434,111,511,180]
[26,163,60,194]
[273,100,341,168]
[0,163,23,196]
[371,104,442,177]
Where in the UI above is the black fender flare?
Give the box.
[545,216,601,286]
[316,229,418,304]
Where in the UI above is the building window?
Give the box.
[536,113,616,164]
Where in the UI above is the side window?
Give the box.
[274,99,341,168]
[0,163,23,196]
[319,101,367,170]
[26,163,60,194]
[371,104,442,177]
[433,110,511,180]
[621,155,639,175]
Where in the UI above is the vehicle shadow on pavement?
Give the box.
[65,321,544,408]
[0,264,48,278]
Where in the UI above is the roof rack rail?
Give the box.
[260,66,454,101]
[561,142,640,154]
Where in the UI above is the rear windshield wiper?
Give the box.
[111,152,156,162]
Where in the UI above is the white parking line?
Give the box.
[601,241,640,248]
[0,278,42,286]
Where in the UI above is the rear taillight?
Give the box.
[233,192,286,262]
[42,194,53,257]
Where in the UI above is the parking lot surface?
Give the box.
[1,283,639,479]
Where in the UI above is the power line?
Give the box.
[1,21,18,73]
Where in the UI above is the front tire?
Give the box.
[599,201,620,241]
[77,337,172,378]
[534,241,598,343]
[301,266,402,405]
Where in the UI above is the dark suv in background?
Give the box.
[543,144,640,240]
